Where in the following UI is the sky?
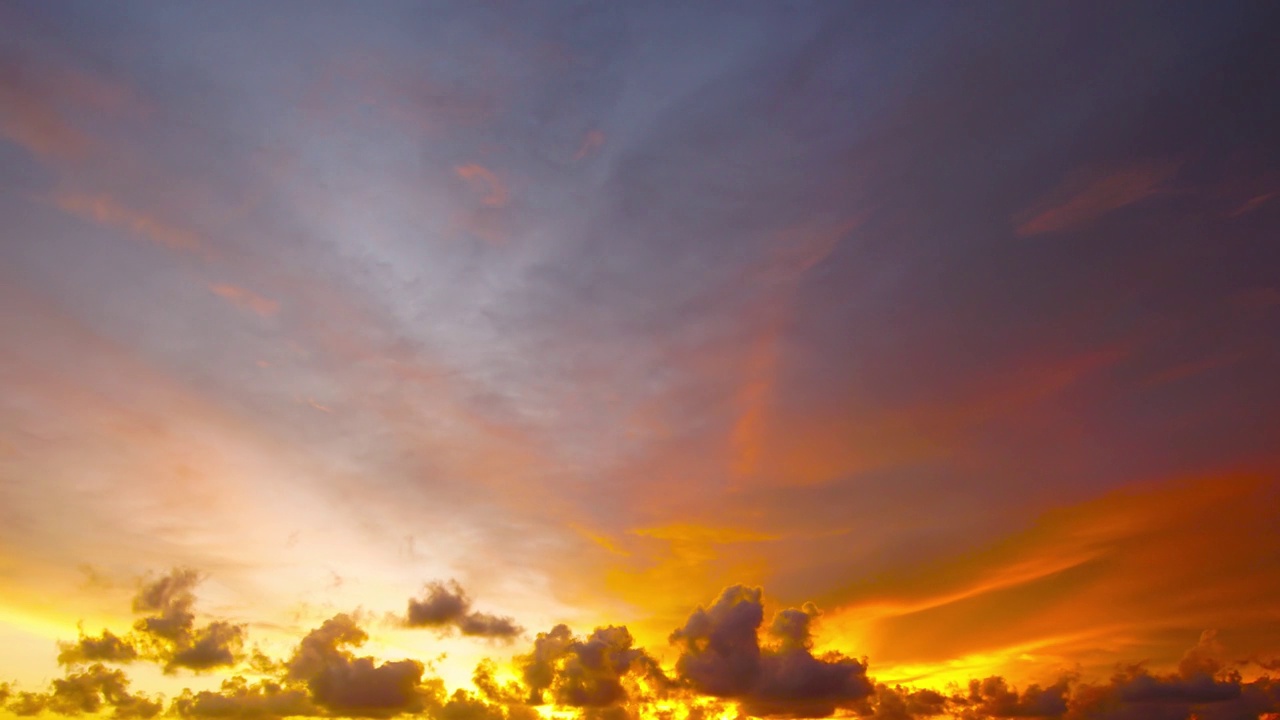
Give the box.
[2,1,1280,719]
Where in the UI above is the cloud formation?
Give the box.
[130,569,246,673]
[286,613,435,717]
[670,586,874,717]
[406,580,524,640]
[517,623,668,709]
[9,571,1280,720]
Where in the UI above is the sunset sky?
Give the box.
[2,2,1280,719]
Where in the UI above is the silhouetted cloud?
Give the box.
[57,630,139,666]
[2,663,161,719]
[10,572,1280,720]
[517,623,668,709]
[286,613,436,717]
[406,580,524,640]
[670,586,873,717]
[173,677,317,719]
[131,568,245,673]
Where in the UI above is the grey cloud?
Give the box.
[57,630,139,666]
[517,624,668,709]
[172,677,317,719]
[406,580,523,641]
[130,568,245,673]
[2,663,161,719]
[286,613,436,717]
[670,586,873,718]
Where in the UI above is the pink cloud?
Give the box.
[55,193,204,253]
[455,164,509,207]
[208,284,280,317]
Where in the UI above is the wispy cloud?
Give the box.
[208,284,279,317]
[55,193,204,253]
[1015,161,1180,236]
[455,164,509,208]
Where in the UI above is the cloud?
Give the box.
[574,130,606,162]
[517,623,669,708]
[2,663,162,719]
[54,192,205,253]
[455,165,509,208]
[1014,161,1180,236]
[669,586,874,717]
[1229,190,1278,217]
[172,677,317,719]
[286,613,437,717]
[209,284,280,317]
[959,675,1070,718]
[0,69,91,161]
[11,570,1280,720]
[57,630,139,666]
[405,580,524,640]
[130,568,246,673]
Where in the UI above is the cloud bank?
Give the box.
[9,571,1280,720]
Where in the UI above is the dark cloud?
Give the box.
[670,586,873,717]
[434,689,509,720]
[852,650,1280,720]
[406,580,523,640]
[130,568,246,673]
[957,676,1070,718]
[172,677,317,718]
[13,572,1280,720]
[517,624,669,709]
[57,629,138,666]
[2,663,162,719]
[286,613,437,717]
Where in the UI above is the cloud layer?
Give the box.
[9,572,1280,720]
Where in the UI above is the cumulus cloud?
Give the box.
[57,629,139,666]
[517,623,669,709]
[849,630,1280,720]
[172,676,317,718]
[130,568,246,672]
[286,613,437,717]
[11,573,1280,720]
[670,586,874,717]
[2,663,161,719]
[406,580,524,640]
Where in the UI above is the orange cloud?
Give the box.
[818,472,1280,688]
[455,164,509,207]
[208,283,280,317]
[55,193,204,253]
[1015,160,1180,236]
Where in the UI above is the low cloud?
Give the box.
[9,572,1280,720]
[57,629,139,666]
[3,663,162,719]
[517,624,669,709]
[406,580,524,641]
[131,568,246,673]
[670,586,874,718]
[287,613,437,717]
[173,677,316,718]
